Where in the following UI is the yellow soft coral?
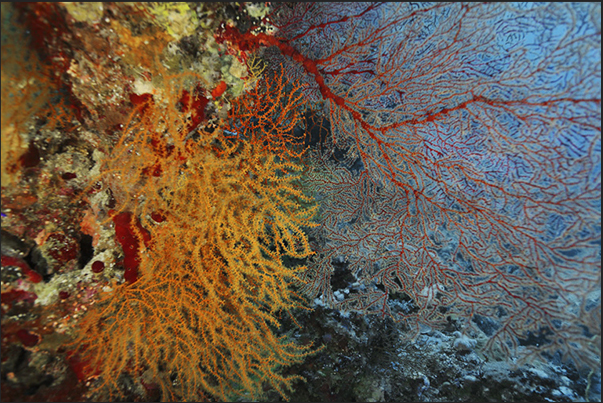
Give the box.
[72,70,318,402]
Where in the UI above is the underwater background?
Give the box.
[1,3,600,402]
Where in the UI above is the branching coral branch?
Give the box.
[71,70,318,401]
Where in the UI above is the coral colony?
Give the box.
[1,3,600,402]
